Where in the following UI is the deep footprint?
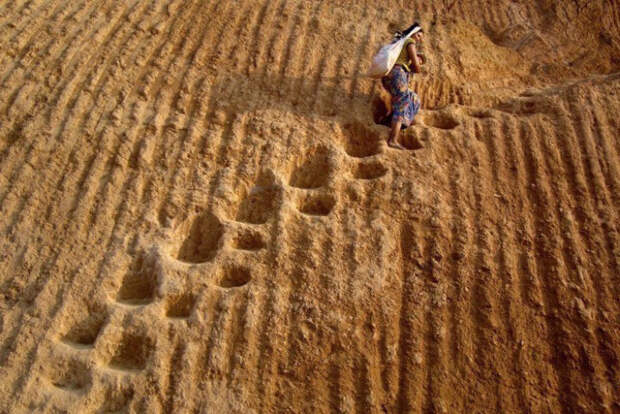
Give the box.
[62,312,107,348]
[177,212,223,263]
[297,193,336,216]
[289,146,331,189]
[342,122,382,158]
[353,162,388,180]
[218,266,252,288]
[116,261,158,307]
[236,187,280,224]
[108,332,152,371]
[421,112,460,129]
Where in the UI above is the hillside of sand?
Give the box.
[0,0,619,412]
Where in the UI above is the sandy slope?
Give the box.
[0,0,618,412]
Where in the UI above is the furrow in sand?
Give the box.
[375,163,407,408]
[254,204,292,413]
[186,288,220,413]
[275,0,309,80]
[0,0,145,352]
[234,136,287,412]
[251,0,288,80]
[207,291,249,393]
[526,115,613,407]
[172,335,201,412]
[445,147,478,411]
[354,351,372,414]
[89,0,221,232]
[96,0,212,239]
[600,89,620,158]
[36,0,181,254]
[225,288,252,387]
[0,0,140,223]
[156,0,245,220]
[414,127,455,413]
[421,193,449,414]
[283,0,327,110]
[225,0,269,73]
[0,0,93,171]
[396,218,426,413]
[343,185,375,414]
[340,2,370,101]
[4,0,163,239]
[187,0,266,209]
[0,0,156,313]
[588,91,620,300]
[567,91,620,281]
[236,0,273,77]
[552,93,619,273]
[278,220,316,412]
[76,0,205,262]
[164,337,185,413]
[202,292,236,400]
[587,89,620,209]
[1,0,92,94]
[471,121,520,412]
[461,126,497,412]
[515,117,599,413]
[358,147,392,411]
[356,169,397,412]
[0,0,81,87]
[180,0,264,195]
[0,0,48,29]
[317,5,353,113]
[225,273,262,400]
[0,0,194,402]
[478,115,534,413]
[329,207,357,414]
[309,3,346,112]
[258,0,313,111]
[500,115,562,412]
[444,133,469,414]
[539,107,620,396]
[2,0,117,122]
[174,0,260,210]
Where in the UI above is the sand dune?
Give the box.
[0,0,618,412]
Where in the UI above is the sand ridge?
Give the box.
[0,0,619,412]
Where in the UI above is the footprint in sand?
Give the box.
[288,145,332,189]
[352,161,388,180]
[106,331,153,373]
[61,311,107,349]
[341,122,383,158]
[115,251,161,307]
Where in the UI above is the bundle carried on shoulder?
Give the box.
[367,24,422,79]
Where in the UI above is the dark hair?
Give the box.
[394,21,423,40]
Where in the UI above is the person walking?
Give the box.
[379,22,425,149]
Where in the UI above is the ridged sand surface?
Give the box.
[0,0,618,412]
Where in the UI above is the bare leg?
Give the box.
[387,119,405,149]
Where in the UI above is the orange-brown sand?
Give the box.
[0,0,618,412]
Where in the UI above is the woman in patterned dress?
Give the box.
[380,23,424,149]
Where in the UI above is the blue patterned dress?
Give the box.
[381,64,421,128]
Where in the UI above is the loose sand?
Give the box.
[0,0,619,412]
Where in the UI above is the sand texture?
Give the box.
[0,0,619,412]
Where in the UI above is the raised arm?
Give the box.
[406,42,422,73]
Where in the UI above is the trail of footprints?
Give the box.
[40,116,460,411]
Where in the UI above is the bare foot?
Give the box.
[387,139,405,150]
